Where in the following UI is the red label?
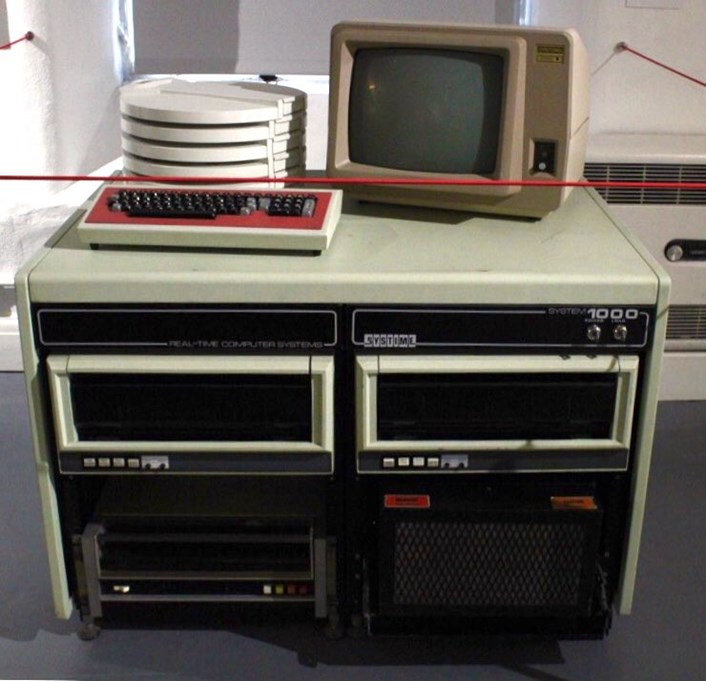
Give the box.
[551,496,598,511]
[384,494,431,509]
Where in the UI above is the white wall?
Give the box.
[48,4,125,176]
[0,1,9,45]
[0,0,124,283]
[1,4,56,202]
[133,0,499,75]
[0,0,123,186]
[530,0,706,135]
[131,0,706,137]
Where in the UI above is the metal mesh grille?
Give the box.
[392,520,586,609]
[667,305,706,341]
[584,163,706,205]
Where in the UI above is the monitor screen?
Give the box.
[349,48,504,175]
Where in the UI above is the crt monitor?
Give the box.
[326,22,590,218]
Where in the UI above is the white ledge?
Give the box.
[0,314,21,371]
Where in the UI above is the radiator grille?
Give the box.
[392,520,588,610]
[667,305,706,341]
[584,163,706,205]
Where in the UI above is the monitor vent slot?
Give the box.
[388,517,598,615]
[584,163,706,205]
[667,305,706,341]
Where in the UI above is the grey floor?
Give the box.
[1,370,705,681]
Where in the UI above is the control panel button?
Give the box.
[664,240,706,262]
[665,244,684,262]
[586,324,601,342]
[113,457,126,468]
[141,455,170,471]
[441,454,469,470]
[83,457,97,469]
[533,140,556,174]
[412,457,425,468]
[397,456,410,468]
[98,457,111,468]
[613,324,628,342]
[382,457,395,469]
[127,458,141,469]
[427,457,441,469]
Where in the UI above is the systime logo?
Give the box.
[363,334,417,348]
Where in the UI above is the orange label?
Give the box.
[384,494,431,509]
[551,496,598,511]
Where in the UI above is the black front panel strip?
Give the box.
[358,449,629,473]
[352,306,652,349]
[34,304,654,352]
[36,307,338,351]
[60,451,332,475]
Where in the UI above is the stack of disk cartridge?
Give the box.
[120,78,306,180]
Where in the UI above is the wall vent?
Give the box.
[584,163,706,205]
[667,305,706,341]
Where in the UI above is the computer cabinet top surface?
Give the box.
[23,188,663,306]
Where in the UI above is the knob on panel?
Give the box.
[665,244,684,262]
[587,324,601,342]
[664,240,706,262]
[613,324,628,342]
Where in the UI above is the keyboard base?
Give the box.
[77,185,343,253]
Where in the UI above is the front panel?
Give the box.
[47,354,334,475]
[30,304,343,629]
[356,354,638,473]
[78,478,328,618]
[351,306,652,350]
[346,305,652,636]
[377,488,603,619]
[27,301,656,637]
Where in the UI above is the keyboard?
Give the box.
[77,185,343,253]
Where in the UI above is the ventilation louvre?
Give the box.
[667,306,706,341]
[584,163,706,205]
[379,510,603,618]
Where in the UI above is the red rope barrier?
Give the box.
[0,31,34,50]
[1,174,705,191]
[616,42,706,88]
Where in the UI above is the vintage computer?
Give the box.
[327,21,590,217]
[17,21,668,640]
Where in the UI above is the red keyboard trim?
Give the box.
[85,188,331,232]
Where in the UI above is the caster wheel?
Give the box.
[78,622,101,641]
[347,614,366,639]
[325,620,345,640]
[325,605,344,640]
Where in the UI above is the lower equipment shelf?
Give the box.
[72,478,332,624]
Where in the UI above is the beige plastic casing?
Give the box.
[356,354,639,470]
[46,354,334,459]
[15,188,669,619]
[327,21,590,218]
